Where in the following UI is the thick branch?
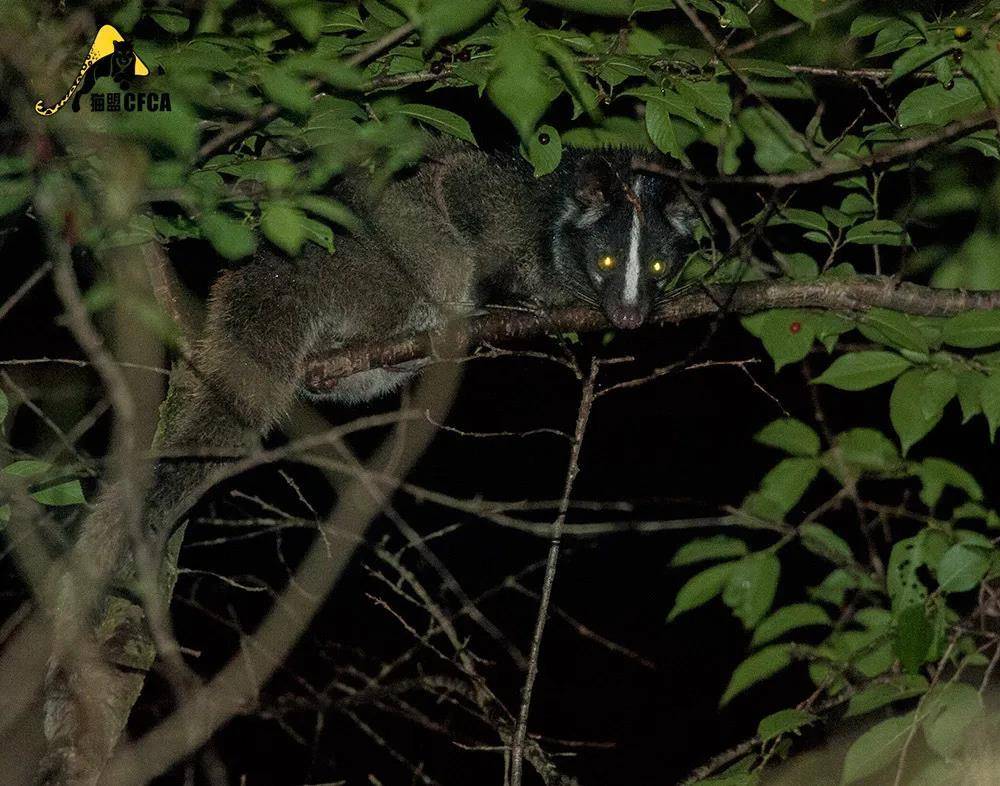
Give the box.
[302,277,1000,392]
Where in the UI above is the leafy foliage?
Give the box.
[4,0,1000,783]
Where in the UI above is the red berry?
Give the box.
[789,321,802,334]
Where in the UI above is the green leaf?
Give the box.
[693,776,757,786]
[261,200,307,256]
[31,479,86,507]
[809,568,857,606]
[889,42,953,85]
[741,309,815,371]
[964,45,1000,107]
[757,708,817,742]
[777,252,819,280]
[840,714,914,784]
[834,428,900,473]
[0,156,29,176]
[301,217,334,253]
[523,125,562,176]
[111,0,142,31]
[645,100,682,160]
[774,0,815,25]
[269,0,323,41]
[0,390,7,424]
[845,220,908,246]
[716,2,750,29]
[850,15,894,38]
[772,208,827,233]
[920,529,951,574]
[623,87,702,126]
[932,231,1000,290]
[983,372,1000,440]
[536,38,599,119]
[857,309,930,354]
[753,457,820,518]
[536,0,632,14]
[632,0,675,13]
[670,535,748,567]
[942,310,1000,348]
[198,211,256,261]
[488,29,553,141]
[894,603,933,673]
[888,536,931,617]
[898,79,985,128]
[722,553,780,629]
[0,179,32,217]
[845,675,928,718]
[840,192,874,218]
[922,683,984,757]
[730,59,794,79]
[936,542,991,593]
[667,562,734,621]
[260,66,313,114]
[814,351,912,391]
[738,107,810,173]
[868,20,922,59]
[909,761,958,786]
[754,418,820,457]
[916,457,983,508]
[148,8,190,33]
[720,644,792,706]
[296,195,359,231]
[751,603,831,647]
[219,159,298,189]
[421,0,496,49]
[3,460,50,478]
[676,79,732,121]
[392,104,477,144]
[890,368,955,454]
[799,523,854,565]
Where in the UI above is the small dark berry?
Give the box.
[944,79,955,90]
[789,321,802,334]
[457,48,471,62]
[954,25,971,42]
[430,61,444,75]
[538,132,550,145]
[952,49,964,62]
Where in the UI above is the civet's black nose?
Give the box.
[607,305,645,330]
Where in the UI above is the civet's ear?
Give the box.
[664,193,703,255]
[666,194,700,238]
[572,155,616,209]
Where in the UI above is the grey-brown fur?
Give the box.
[36,138,699,785]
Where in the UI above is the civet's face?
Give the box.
[554,153,698,329]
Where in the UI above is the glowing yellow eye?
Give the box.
[649,259,667,276]
[598,255,617,271]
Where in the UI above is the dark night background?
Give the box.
[2,10,998,783]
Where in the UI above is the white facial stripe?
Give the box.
[623,178,642,305]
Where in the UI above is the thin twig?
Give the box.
[509,362,598,786]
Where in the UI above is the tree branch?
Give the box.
[302,277,1000,393]
[636,109,998,188]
